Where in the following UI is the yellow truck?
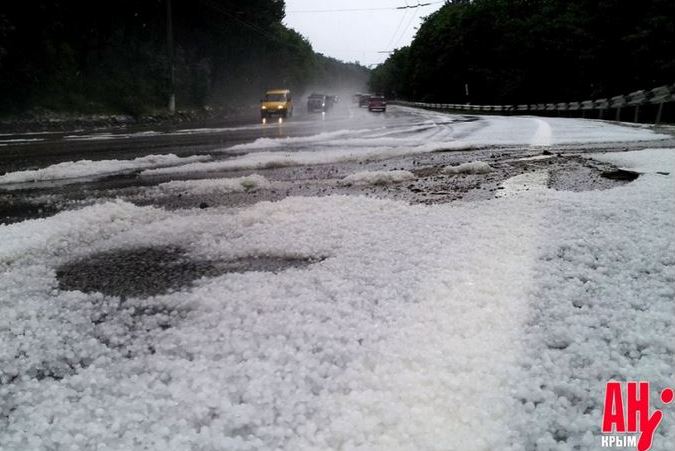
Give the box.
[260,89,294,120]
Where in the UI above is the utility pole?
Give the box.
[167,0,176,114]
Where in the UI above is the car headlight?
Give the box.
[261,106,267,110]
[277,105,283,109]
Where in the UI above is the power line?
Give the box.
[198,0,424,67]
[390,10,415,50]
[392,5,420,49]
[395,2,438,9]
[287,2,443,14]
[385,1,411,50]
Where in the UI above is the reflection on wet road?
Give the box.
[0,104,401,173]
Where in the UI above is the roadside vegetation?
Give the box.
[0,1,368,116]
[370,0,675,104]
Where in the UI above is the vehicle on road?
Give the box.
[307,94,339,113]
[261,89,293,119]
[358,93,371,108]
[307,93,327,113]
[368,95,387,112]
[326,95,338,110]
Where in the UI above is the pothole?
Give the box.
[547,156,640,192]
[56,246,323,298]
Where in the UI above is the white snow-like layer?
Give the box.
[590,147,675,173]
[0,138,44,144]
[144,110,668,176]
[497,170,551,198]
[508,150,675,449]
[154,174,271,195]
[381,106,668,146]
[0,195,538,450]
[142,142,473,176]
[453,115,667,147]
[511,154,556,162]
[340,170,416,186]
[227,130,366,151]
[442,161,493,175]
[1,148,673,450]
[0,154,210,185]
[529,118,553,146]
[63,131,162,141]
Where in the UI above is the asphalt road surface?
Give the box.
[2,103,674,225]
[0,103,397,173]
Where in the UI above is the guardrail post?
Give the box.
[656,102,664,125]
[627,90,649,123]
[616,106,621,121]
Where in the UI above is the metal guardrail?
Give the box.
[393,83,675,124]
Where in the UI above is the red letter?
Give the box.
[637,410,662,451]
[626,381,664,451]
[627,381,649,432]
[602,382,625,433]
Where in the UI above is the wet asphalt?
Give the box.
[0,106,395,173]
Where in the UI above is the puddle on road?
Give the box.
[56,246,323,298]
[600,168,640,181]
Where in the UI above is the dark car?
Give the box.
[325,95,338,110]
[307,93,327,113]
[368,96,387,112]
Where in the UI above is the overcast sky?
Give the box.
[283,0,446,67]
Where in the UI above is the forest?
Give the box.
[0,0,369,116]
[370,0,675,104]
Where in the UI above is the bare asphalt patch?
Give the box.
[122,147,645,210]
[56,246,324,298]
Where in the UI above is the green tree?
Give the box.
[0,0,369,115]
[370,0,675,104]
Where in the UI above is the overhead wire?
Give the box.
[286,2,443,14]
[198,0,443,64]
[391,5,421,50]
[385,1,411,50]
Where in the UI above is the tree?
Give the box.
[0,0,369,115]
[370,0,675,104]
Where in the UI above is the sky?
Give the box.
[283,0,446,67]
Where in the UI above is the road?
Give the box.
[1,105,674,450]
[0,105,396,173]
[2,104,674,222]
